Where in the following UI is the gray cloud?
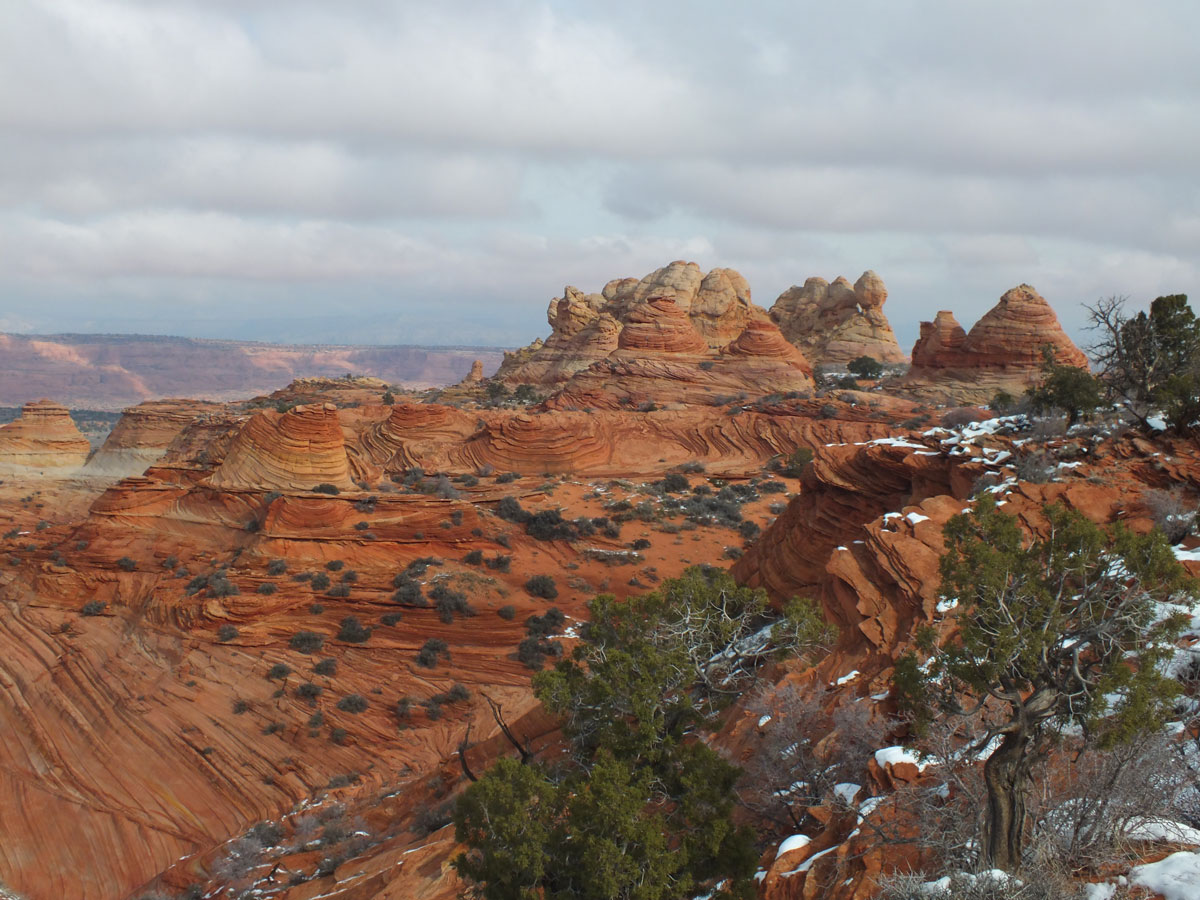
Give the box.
[0,0,1196,349]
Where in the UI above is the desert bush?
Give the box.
[336,616,371,643]
[740,684,885,829]
[526,509,577,541]
[405,556,439,577]
[289,631,325,654]
[381,611,403,626]
[81,600,106,616]
[391,577,428,607]
[1143,486,1197,543]
[464,549,483,565]
[416,638,450,668]
[486,554,512,573]
[336,694,368,713]
[781,447,814,477]
[498,604,517,620]
[217,624,239,642]
[517,635,563,670]
[431,583,476,623]
[295,682,323,704]
[1014,450,1054,483]
[267,663,291,680]
[312,483,341,495]
[326,583,351,598]
[256,582,277,595]
[313,657,337,676]
[325,560,344,571]
[310,572,331,591]
[525,574,558,600]
[117,556,136,571]
[660,473,690,493]
[941,407,985,429]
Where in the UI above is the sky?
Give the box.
[0,0,1197,349]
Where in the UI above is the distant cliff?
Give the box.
[0,332,506,408]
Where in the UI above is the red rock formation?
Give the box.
[616,297,712,354]
[0,399,91,470]
[900,284,1089,404]
[722,319,815,372]
[494,261,770,387]
[84,399,221,477]
[207,403,354,491]
[910,310,968,368]
[769,271,907,368]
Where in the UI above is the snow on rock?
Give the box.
[833,783,861,805]
[757,714,772,727]
[874,746,929,771]
[906,511,930,524]
[834,670,860,686]
[776,834,811,858]
[1130,850,1200,900]
[1124,817,1200,845]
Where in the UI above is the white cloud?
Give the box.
[0,0,1196,345]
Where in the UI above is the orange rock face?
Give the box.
[207,403,355,491]
[769,271,907,368]
[84,398,222,477]
[900,284,1089,403]
[494,261,772,388]
[0,399,91,471]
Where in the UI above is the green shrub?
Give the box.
[312,483,341,495]
[217,624,239,642]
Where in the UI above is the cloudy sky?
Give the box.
[1,0,1197,349]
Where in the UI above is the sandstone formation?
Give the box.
[768,271,906,368]
[494,261,770,387]
[84,399,221,477]
[207,403,355,492]
[544,302,815,411]
[464,359,484,383]
[899,284,1089,404]
[0,399,91,471]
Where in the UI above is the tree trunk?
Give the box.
[982,732,1029,871]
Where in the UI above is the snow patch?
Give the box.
[834,670,860,686]
[776,834,811,857]
[1130,850,1200,900]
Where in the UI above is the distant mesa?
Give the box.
[0,399,91,471]
[898,284,1089,404]
[768,270,907,368]
[0,332,506,409]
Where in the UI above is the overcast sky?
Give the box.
[1,0,1197,349]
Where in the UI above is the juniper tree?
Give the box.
[1087,293,1200,431]
[453,567,829,900]
[895,494,1192,872]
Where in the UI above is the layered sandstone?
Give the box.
[769,271,906,368]
[899,284,1089,404]
[0,399,91,471]
[494,261,770,387]
[207,403,354,492]
[547,305,814,411]
[84,399,221,477]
